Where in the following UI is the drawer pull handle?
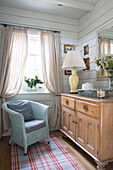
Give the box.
[83,105,88,111]
[66,100,69,104]
[72,120,78,124]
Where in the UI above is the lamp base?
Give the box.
[69,69,79,93]
[70,92,78,94]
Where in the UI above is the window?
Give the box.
[25,30,42,79]
[20,30,49,93]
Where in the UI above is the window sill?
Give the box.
[19,85,50,94]
[18,91,50,95]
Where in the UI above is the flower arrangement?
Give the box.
[94,55,113,76]
[24,75,44,90]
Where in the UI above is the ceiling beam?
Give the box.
[45,0,94,11]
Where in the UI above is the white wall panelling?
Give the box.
[0,6,78,26]
[78,70,108,89]
[79,0,113,36]
[78,0,113,89]
[98,27,113,39]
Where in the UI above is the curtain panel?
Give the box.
[41,32,62,130]
[98,38,110,55]
[0,26,28,138]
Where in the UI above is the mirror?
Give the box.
[96,22,113,80]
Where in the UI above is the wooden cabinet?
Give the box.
[61,94,113,169]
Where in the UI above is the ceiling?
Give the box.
[0,0,99,19]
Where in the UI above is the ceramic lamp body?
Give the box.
[69,69,79,93]
[62,51,86,93]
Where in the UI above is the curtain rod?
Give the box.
[0,23,60,33]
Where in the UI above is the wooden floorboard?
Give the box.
[0,136,11,170]
[0,131,113,170]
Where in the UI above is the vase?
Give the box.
[108,76,113,90]
[27,86,37,92]
[101,70,108,76]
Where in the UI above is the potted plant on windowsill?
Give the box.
[24,75,44,91]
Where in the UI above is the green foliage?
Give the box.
[24,75,44,89]
[107,59,113,69]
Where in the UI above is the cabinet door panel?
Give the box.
[68,111,75,137]
[76,112,87,148]
[76,111,98,157]
[86,117,98,157]
[62,109,68,131]
[61,106,75,139]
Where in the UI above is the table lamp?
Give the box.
[62,51,86,93]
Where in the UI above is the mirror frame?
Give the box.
[96,20,113,81]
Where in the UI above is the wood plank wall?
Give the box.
[99,27,113,38]
[78,0,113,89]
[0,5,78,127]
[0,0,113,130]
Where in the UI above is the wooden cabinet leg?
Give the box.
[62,135,67,139]
[95,160,108,170]
[97,165,106,170]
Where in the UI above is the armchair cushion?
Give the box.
[7,101,34,121]
[25,120,46,133]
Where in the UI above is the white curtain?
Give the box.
[98,38,110,55]
[0,26,28,138]
[41,32,62,129]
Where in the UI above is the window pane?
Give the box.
[25,55,35,69]
[23,30,43,83]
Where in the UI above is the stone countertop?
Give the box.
[61,93,113,103]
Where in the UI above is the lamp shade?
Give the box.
[62,51,86,70]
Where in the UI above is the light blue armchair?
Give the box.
[2,100,50,155]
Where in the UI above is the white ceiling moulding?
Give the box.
[45,0,94,11]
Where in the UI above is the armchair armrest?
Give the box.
[2,102,26,134]
[30,101,49,126]
[2,102,23,117]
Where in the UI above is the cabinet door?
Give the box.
[61,106,76,139]
[76,111,98,157]
[76,111,86,148]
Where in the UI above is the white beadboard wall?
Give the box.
[78,0,113,89]
[0,0,113,126]
[98,26,113,39]
[0,5,78,124]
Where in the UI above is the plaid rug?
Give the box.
[11,136,83,170]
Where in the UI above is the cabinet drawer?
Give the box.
[76,100,99,118]
[61,96,76,110]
